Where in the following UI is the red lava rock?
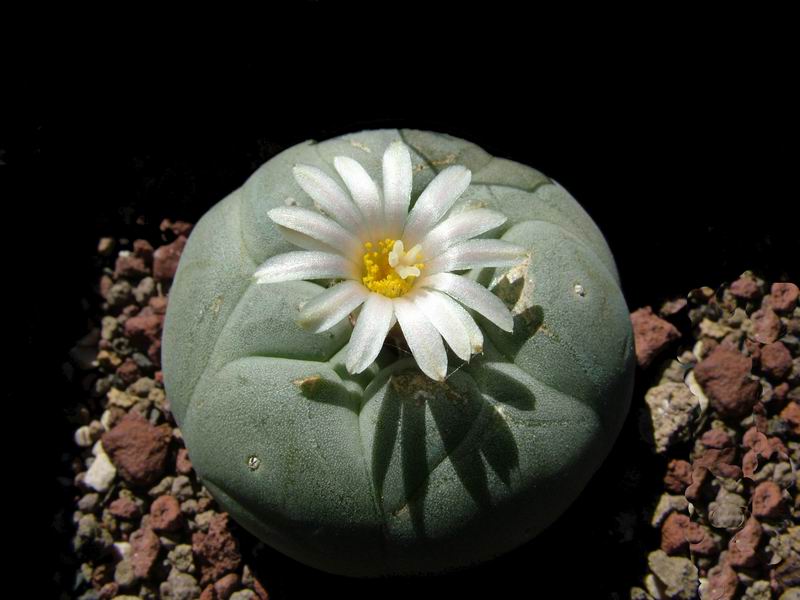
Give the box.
[214,573,240,599]
[774,382,790,402]
[133,239,154,262]
[200,585,217,600]
[160,218,194,237]
[727,517,763,568]
[730,277,761,301]
[659,297,688,317]
[661,512,691,555]
[114,252,150,280]
[742,449,760,479]
[664,459,693,494]
[192,513,242,586]
[98,582,119,600]
[108,497,141,520]
[694,446,742,480]
[707,560,738,600]
[630,306,682,368]
[154,235,187,282]
[149,295,168,315]
[100,274,113,299]
[693,346,760,419]
[770,282,800,313]
[760,342,793,380]
[685,466,709,503]
[176,448,194,475]
[752,481,786,519]
[148,337,162,369]
[700,429,733,449]
[101,411,172,487]
[120,304,140,320]
[116,357,141,386]
[150,494,184,532]
[750,307,783,344]
[743,426,788,460]
[130,526,161,579]
[252,575,270,600]
[780,401,800,435]
[98,237,116,255]
[687,522,718,557]
[124,311,164,345]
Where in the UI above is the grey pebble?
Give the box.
[132,351,153,371]
[77,493,100,513]
[193,510,216,533]
[114,559,138,589]
[167,544,195,574]
[647,550,698,600]
[134,276,156,304]
[129,376,156,397]
[171,475,195,502]
[149,476,175,498]
[101,316,119,341]
[107,280,133,308]
[160,569,200,600]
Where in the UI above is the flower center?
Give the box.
[361,239,425,298]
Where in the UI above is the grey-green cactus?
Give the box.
[162,129,635,577]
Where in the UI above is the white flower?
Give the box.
[253,141,526,381]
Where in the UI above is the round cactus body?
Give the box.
[161,129,635,577]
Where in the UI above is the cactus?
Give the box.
[162,129,635,576]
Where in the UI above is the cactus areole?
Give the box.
[161,130,635,577]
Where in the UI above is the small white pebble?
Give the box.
[574,283,586,297]
[113,541,132,561]
[74,426,93,448]
[91,440,103,457]
[100,409,113,431]
[84,451,116,492]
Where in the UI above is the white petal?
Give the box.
[293,164,364,233]
[274,227,337,253]
[298,280,369,333]
[402,165,471,246]
[254,251,358,284]
[346,293,394,374]
[268,206,362,259]
[427,289,484,354]
[417,272,514,332]
[382,141,412,238]
[420,209,507,259]
[425,239,526,274]
[333,156,382,237]
[411,289,471,361]
[393,297,448,381]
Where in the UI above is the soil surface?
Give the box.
[54,223,799,599]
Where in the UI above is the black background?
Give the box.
[5,13,798,599]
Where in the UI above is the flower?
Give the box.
[253,141,526,381]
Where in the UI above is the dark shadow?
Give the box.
[400,393,429,538]
[289,347,537,540]
[371,383,401,511]
[370,364,533,536]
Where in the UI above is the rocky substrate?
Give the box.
[60,220,271,600]
[630,274,800,600]
[58,221,799,599]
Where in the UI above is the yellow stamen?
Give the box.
[361,239,425,298]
